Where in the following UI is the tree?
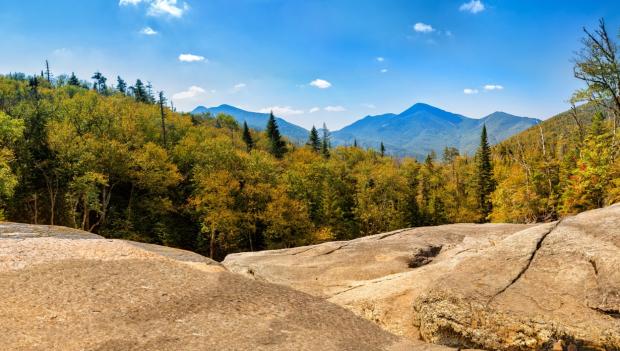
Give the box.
[266,112,286,158]
[44,60,52,82]
[307,126,321,152]
[146,81,156,104]
[158,91,167,148]
[131,79,149,103]
[242,121,254,152]
[573,18,620,136]
[321,123,331,158]
[476,125,495,221]
[380,142,386,157]
[68,72,80,86]
[91,71,107,93]
[116,76,127,94]
[561,112,613,213]
[353,139,358,148]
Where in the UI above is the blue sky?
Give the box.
[1,0,619,129]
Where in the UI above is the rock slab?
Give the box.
[0,222,415,351]
[224,205,620,350]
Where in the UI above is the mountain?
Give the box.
[192,104,309,142]
[331,103,541,158]
[192,103,541,158]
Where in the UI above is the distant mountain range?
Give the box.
[192,103,541,158]
[192,104,309,142]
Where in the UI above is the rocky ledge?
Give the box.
[224,204,620,350]
[0,222,417,351]
[2,204,618,350]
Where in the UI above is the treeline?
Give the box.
[0,20,618,259]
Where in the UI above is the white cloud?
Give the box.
[376,57,385,62]
[119,0,188,18]
[380,68,388,73]
[178,53,206,62]
[172,85,207,99]
[309,79,332,89]
[362,103,376,109]
[231,83,246,92]
[324,105,346,112]
[414,22,435,33]
[119,0,143,5]
[464,88,479,95]
[459,0,485,14]
[259,106,304,116]
[52,48,72,57]
[484,84,504,91]
[140,26,158,35]
[309,107,320,113]
[148,0,188,17]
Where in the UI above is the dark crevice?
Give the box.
[289,246,316,256]
[589,259,598,276]
[408,245,443,268]
[377,228,410,240]
[320,242,350,256]
[590,307,620,319]
[490,220,562,302]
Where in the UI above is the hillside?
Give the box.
[498,103,596,149]
[192,104,309,143]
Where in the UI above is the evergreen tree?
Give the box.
[307,126,321,152]
[242,121,254,152]
[353,139,358,148]
[116,76,127,94]
[380,142,386,157]
[132,79,149,103]
[265,112,286,158]
[321,123,331,158]
[158,91,167,148]
[146,81,156,104]
[476,125,495,221]
[68,72,80,86]
[44,60,52,82]
[91,71,107,93]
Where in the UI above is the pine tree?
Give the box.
[242,121,254,152]
[321,123,330,158]
[266,112,286,158]
[44,60,52,82]
[158,91,167,148]
[146,82,156,104]
[380,142,386,157]
[132,79,148,103]
[68,72,80,86]
[476,125,495,221]
[307,126,321,152]
[353,139,358,148]
[91,71,107,93]
[117,76,127,94]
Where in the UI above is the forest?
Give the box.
[0,20,618,260]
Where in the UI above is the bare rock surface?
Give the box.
[223,205,620,350]
[0,222,417,351]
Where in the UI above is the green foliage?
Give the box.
[242,121,254,152]
[265,112,286,158]
[307,126,320,152]
[476,125,495,221]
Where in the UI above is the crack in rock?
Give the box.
[320,242,351,256]
[490,220,563,302]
